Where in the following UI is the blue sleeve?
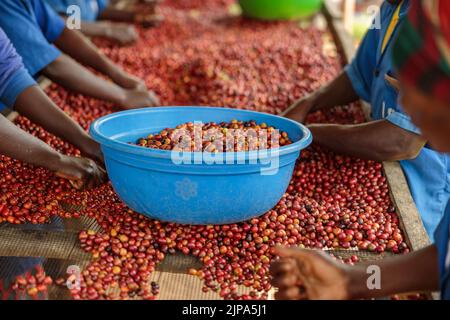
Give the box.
[384,74,421,135]
[385,107,422,135]
[0,1,62,76]
[1,69,37,108]
[0,28,36,109]
[344,18,380,103]
[43,0,109,22]
[434,201,450,297]
[43,0,69,15]
[33,0,65,42]
[97,0,110,14]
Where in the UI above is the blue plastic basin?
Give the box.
[90,107,312,225]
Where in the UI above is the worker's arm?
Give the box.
[98,7,136,22]
[98,1,163,26]
[308,119,426,161]
[271,245,439,300]
[14,85,103,164]
[347,245,439,299]
[66,19,138,45]
[0,115,105,189]
[42,54,158,109]
[42,54,124,104]
[53,28,144,90]
[282,71,359,122]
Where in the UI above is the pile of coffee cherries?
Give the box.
[94,3,343,115]
[0,266,53,300]
[134,120,292,152]
[0,115,82,226]
[163,0,234,10]
[0,0,412,300]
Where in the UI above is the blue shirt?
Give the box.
[0,28,36,109]
[0,0,65,78]
[45,0,110,22]
[345,0,450,241]
[434,201,450,299]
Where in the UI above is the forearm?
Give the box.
[77,21,110,38]
[311,72,359,111]
[347,245,439,299]
[42,54,125,104]
[14,86,92,150]
[54,28,118,78]
[0,115,63,171]
[60,15,110,39]
[309,120,426,162]
[99,7,135,22]
[283,71,359,118]
[282,71,359,122]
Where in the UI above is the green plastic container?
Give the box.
[239,0,324,20]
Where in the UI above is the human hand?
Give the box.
[281,94,317,123]
[120,88,160,109]
[270,246,353,300]
[78,137,105,165]
[104,22,139,45]
[134,13,164,28]
[55,156,107,190]
[110,69,147,91]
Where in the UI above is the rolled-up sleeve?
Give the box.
[0,28,36,109]
[386,110,422,135]
[34,0,66,42]
[1,69,36,108]
[0,1,63,77]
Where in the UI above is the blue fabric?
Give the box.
[45,0,110,22]
[0,28,36,111]
[0,0,65,77]
[97,0,109,13]
[434,201,450,300]
[345,0,450,240]
[0,70,37,111]
[33,0,67,42]
[385,109,421,135]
